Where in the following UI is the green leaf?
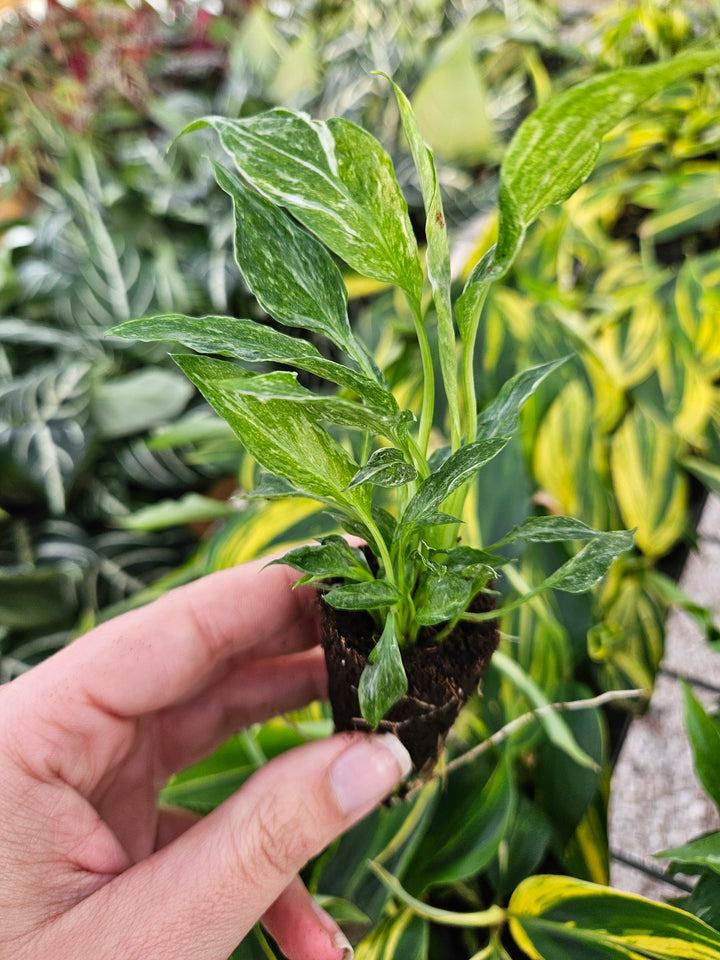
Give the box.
[185,109,423,304]
[324,580,401,611]
[544,531,635,594]
[494,50,720,277]
[347,448,418,489]
[110,314,398,415]
[92,368,194,439]
[476,358,567,441]
[116,493,236,531]
[656,832,720,876]
[491,516,610,549]
[404,756,516,894]
[442,545,507,574]
[212,161,361,363]
[681,681,720,812]
[272,537,372,582]
[354,909,428,960]
[492,650,597,771]
[677,871,720,932]
[223,370,408,440]
[400,436,509,530]
[415,572,473,626]
[508,874,720,959]
[385,74,460,440]
[172,354,369,515]
[358,612,408,727]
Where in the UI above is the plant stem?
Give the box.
[363,512,395,585]
[408,295,435,458]
[461,285,489,446]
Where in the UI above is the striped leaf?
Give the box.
[508,875,720,959]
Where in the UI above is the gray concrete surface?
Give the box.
[609,495,720,900]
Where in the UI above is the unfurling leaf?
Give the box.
[346,448,418,489]
[358,612,408,727]
[324,580,401,610]
[184,110,423,304]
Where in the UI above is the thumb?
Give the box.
[51,734,411,960]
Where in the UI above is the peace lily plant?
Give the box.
[112,51,717,773]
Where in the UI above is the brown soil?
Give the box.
[320,590,499,780]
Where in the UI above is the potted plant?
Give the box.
[111,50,717,779]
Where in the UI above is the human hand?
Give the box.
[0,558,411,960]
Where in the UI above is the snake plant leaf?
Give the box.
[508,875,720,959]
[271,536,373,583]
[385,74,460,440]
[110,314,397,416]
[681,681,720,813]
[357,611,408,728]
[458,50,720,338]
[212,161,364,365]
[324,580,401,611]
[476,357,567,441]
[346,448,418,489]
[400,436,509,531]
[656,831,720,876]
[414,572,473,626]
[183,109,423,306]
[544,530,635,594]
[172,354,369,514]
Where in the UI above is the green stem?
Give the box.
[408,295,435,458]
[363,512,395,586]
[461,286,489,446]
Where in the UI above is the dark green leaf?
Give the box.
[442,545,507,574]
[272,537,372,582]
[405,756,516,895]
[656,832,720,876]
[110,314,397,415]
[358,612,408,727]
[545,530,635,594]
[400,436,509,530]
[681,681,720,812]
[476,358,567,441]
[324,580,401,611]
[173,355,369,514]
[346,448,418,489]
[354,909,429,960]
[676,871,720,931]
[185,110,423,304]
[491,516,609,549]
[212,162,361,361]
[245,473,325,501]
[415,571,473,626]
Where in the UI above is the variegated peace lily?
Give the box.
[112,52,717,728]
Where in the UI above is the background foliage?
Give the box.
[2,1,720,958]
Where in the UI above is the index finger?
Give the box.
[23,558,321,719]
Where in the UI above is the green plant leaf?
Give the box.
[385,74,460,441]
[324,580,401,611]
[347,448,418,489]
[544,531,636,594]
[184,109,423,304]
[475,358,568,441]
[358,612,408,727]
[272,536,372,583]
[442,545,508,573]
[400,436,509,531]
[212,161,366,366]
[172,354,369,514]
[492,650,597,771]
[656,832,720,876]
[681,681,720,812]
[354,909,428,960]
[404,756,516,894]
[110,314,398,415]
[116,493,236,531]
[414,571,473,626]
[490,516,610,549]
[677,871,720,932]
[508,875,720,959]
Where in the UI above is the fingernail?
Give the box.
[311,899,354,960]
[329,734,412,816]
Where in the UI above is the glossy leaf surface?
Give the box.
[324,580,401,611]
[681,681,720,812]
[347,448,418,489]
[358,612,408,727]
